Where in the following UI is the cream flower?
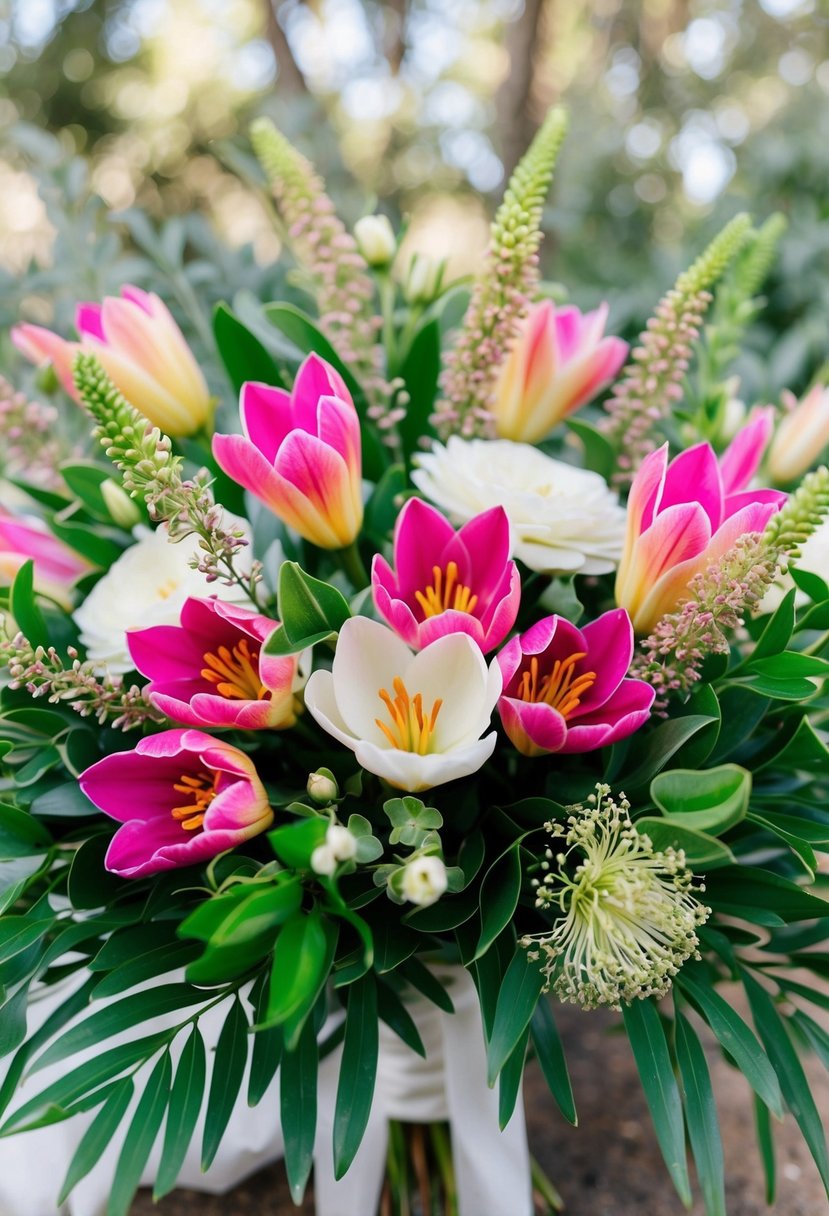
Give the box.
[304,617,501,792]
[401,856,448,907]
[412,437,625,575]
[73,517,254,674]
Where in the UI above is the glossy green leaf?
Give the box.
[334,974,378,1178]
[264,907,338,1037]
[743,969,829,1194]
[397,955,454,1013]
[107,1052,171,1216]
[0,805,52,857]
[280,1013,318,1204]
[678,972,782,1116]
[376,980,426,1057]
[274,561,351,647]
[487,950,546,1085]
[154,1026,206,1199]
[0,916,55,966]
[566,417,615,480]
[57,1079,133,1204]
[620,715,718,791]
[650,764,750,834]
[11,561,48,649]
[754,1095,776,1205]
[622,1000,691,1206]
[268,820,328,870]
[705,868,829,921]
[474,841,523,960]
[202,998,249,1170]
[676,1010,726,1216]
[498,1027,529,1130]
[758,716,829,777]
[0,986,29,1059]
[214,302,285,394]
[635,818,735,868]
[248,977,283,1108]
[530,998,577,1125]
[748,588,796,661]
[397,319,440,458]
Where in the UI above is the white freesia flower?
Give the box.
[401,856,448,907]
[304,617,501,792]
[74,516,254,674]
[412,437,625,575]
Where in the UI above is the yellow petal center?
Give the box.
[201,638,269,701]
[414,561,479,619]
[170,769,219,832]
[375,676,443,755]
[516,652,596,720]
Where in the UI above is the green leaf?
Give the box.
[32,983,204,1073]
[0,986,29,1059]
[213,302,286,394]
[791,565,829,603]
[705,868,829,921]
[750,589,796,661]
[182,880,301,984]
[248,975,283,1108]
[0,916,55,966]
[498,1027,528,1131]
[11,561,48,648]
[397,955,454,1013]
[650,764,750,834]
[620,715,718,791]
[273,561,351,648]
[280,1013,318,1204]
[748,652,829,679]
[67,834,125,910]
[742,969,829,1194]
[376,980,426,1057]
[475,841,524,960]
[268,820,328,870]
[264,908,338,1039]
[201,998,249,1170]
[107,1052,171,1216]
[0,804,52,857]
[754,1095,776,1205]
[678,972,783,1117]
[155,1026,206,1199]
[622,1000,691,1206]
[262,624,336,656]
[30,781,98,818]
[566,417,615,480]
[333,974,378,1178]
[758,716,829,777]
[487,950,546,1085]
[57,1079,133,1205]
[398,320,440,459]
[635,818,735,869]
[529,998,577,1125]
[675,1010,725,1216]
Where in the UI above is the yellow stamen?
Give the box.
[375,676,443,755]
[170,769,219,832]
[201,638,269,702]
[414,561,479,619]
[516,652,596,719]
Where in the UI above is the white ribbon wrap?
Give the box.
[0,966,531,1216]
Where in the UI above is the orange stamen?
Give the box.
[375,676,443,755]
[414,561,479,619]
[516,652,596,720]
[201,637,269,702]
[170,769,220,832]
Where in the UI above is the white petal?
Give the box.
[404,632,491,750]
[331,617,414,744]
[304,670,360,752]
[353,733,497,792]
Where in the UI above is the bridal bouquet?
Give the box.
[2,107,829,1216]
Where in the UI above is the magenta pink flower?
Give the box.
[0,510,89,607]
[492,300,628,443]
[496,608,654,757]
[126,597,303,730]
[13,286,211,436]
[371,499,520,653]
[212,354,363,550]
[615,422,785,633]
[80,729,273,879]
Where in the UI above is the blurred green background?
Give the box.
[0,0,827,406]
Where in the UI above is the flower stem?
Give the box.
[337,540,370,590]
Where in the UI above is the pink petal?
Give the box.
[450,507,513,601]
[576,607,634,709]
[393,498,457,601]
[315,394,361,470]
[212,432,287,505]
[719,407,775,494]
[722,488,787,521]
[563,678,655,753]
[240,382,293,461]
[372,581,420,647]
[659,443,724,530]
[292,353,352,432]
[75,304,105,341]
[498,697,568,756]
[127,624,207,682]
[416,610,486,651]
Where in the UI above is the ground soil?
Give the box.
[132,998,829,1216]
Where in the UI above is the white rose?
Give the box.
[73,515,255,674]
[413,437,626,575]
[401,856,448,907]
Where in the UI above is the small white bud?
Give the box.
[310,843,338,876]
[101,478,142,528]
[400,253,444,304]
[326,824,357,862]
[307,770,339,804]
[354,214,396,267]
[400,856,448,907]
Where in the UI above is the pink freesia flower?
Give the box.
[12,286,211,436]
[615,424,785,634]
[0,510,89,607]
[127,597,304,730]
[80,729,273,879]
[493,300,628,444]
[371,499,520,653]
[496,609,654,757]
[212,354,363,550]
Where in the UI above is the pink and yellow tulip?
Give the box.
[12,286,211,436]
[126,596,304,730]
[80,729,273,878]
[492,300,628,444]
[615,426,785,634]
[0,510,89,606]
[496,608,653,756]
[371,499,520,653]
[213,354,363,550]
[768,385,829,485]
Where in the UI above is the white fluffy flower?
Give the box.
[412,437,625,575]
[401,856,448,907]
[304,616,501,792]
[73,517,254,674]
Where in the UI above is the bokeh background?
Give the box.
[0,0,827,407]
